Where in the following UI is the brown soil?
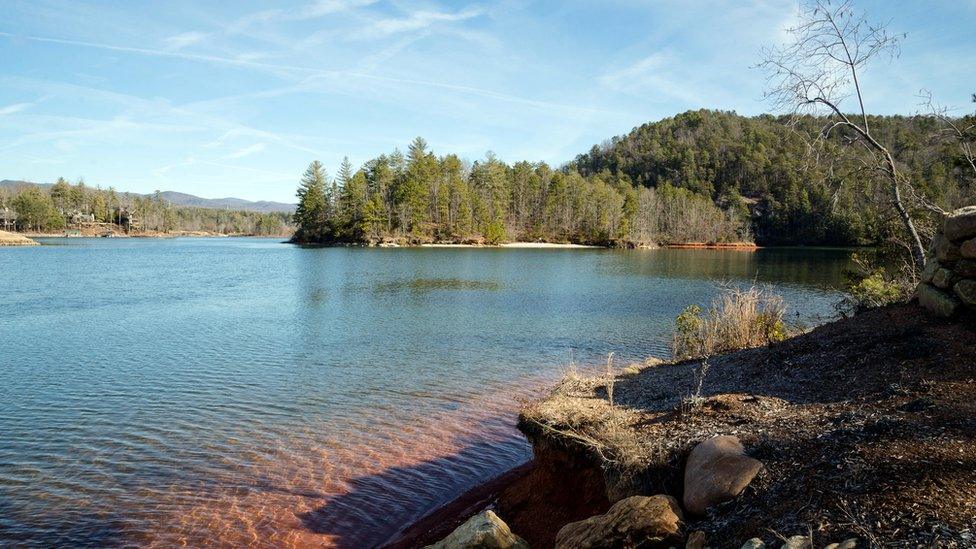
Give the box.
[408,303,976,547]
[663,242,759,250]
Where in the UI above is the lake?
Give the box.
[0,238,852,547]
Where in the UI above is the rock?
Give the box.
[943,205,976,241]
[425,510,529,549]
[780,536,811,549]
[954,259,976,278]
[932,268,956,289]
[683,435,762,515]
[685,530,706,549]
[824,539,858,549]
[961,238,976,259]
[554,495,684,549]
[740,539,765,549]
[917,284,960,317]
[919,260,940,284]
[955,279,976,307]
[931,233,962,263]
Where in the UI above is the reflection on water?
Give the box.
[0,239,853,547]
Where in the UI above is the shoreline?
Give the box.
[401,303,976,547]
[381,461,535,548]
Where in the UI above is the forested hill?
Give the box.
[570,110,974,245]
[290,110,973,248]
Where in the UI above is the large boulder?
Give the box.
[953,259,976,278]
[943,205,976,241]
[554,495,684,548]
[683,435,762,515]
[918,284,961,317]
[931,234,962,263]
[955,279,976,308]
[919,260,940,284]
[932,268,956,289]
[961,238,976,259]
[425,510,529,549]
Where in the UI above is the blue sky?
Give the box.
[1,0,974,202]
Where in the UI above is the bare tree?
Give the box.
[758,0,927,270]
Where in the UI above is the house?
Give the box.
[0,208,16,230]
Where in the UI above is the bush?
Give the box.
[838,252,913,315]
[672,286,789,360]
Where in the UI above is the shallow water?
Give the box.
[0,238,852,547]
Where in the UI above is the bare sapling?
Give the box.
[758,0,928,270]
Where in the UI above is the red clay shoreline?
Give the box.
[380,461,535,549]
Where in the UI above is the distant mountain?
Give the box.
[155,191,295,213]
[0,180,295,213]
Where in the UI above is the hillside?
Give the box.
[0,180,295,214]
[571,110,975,245]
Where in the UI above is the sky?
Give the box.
[1,0,974,203]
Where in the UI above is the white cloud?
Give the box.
[226,0,378,32]
[222,142,267,159]
[0,102,34,116]
[361,6,484,39]
[163,31,208,52]
[599,51,706,105]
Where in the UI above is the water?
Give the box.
[0,238,852,547]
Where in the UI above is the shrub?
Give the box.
[672,286,789,360]
[838,252,913,315]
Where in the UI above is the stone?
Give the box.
[943,205,976,241]
[780,536,811,549]
[683,435,762,515]
[919,260,940,284]
[824,539,858,549]
[425,510,529,549]
[554,495,684,549]
[961,238,976,259]
[955,279,976,307]
[917,284,961,317]
[931,233,962,263]
[954,259,976,278]
[932,268,956,289]
[685,530,706,549]
[740,539,766,549]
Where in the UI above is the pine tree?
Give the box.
[293,161,328,243]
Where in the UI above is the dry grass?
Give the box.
[672,285,788,361]
[0,230,38,246]
[521,356,655,471]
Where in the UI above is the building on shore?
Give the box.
[0,208,16,231]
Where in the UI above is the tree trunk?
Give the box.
[887,153,926,271]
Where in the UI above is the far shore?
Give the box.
[421,242,600,249]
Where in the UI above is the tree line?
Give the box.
[0,179,290,236]
[292,109,974,247]
[291,136,749,246]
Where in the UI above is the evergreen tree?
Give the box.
[293,161,328,243]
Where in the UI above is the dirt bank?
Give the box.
[0,230,38,246]
[399,303,976,547]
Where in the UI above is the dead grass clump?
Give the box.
[672,285,789,361]
[522,366,647,471]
